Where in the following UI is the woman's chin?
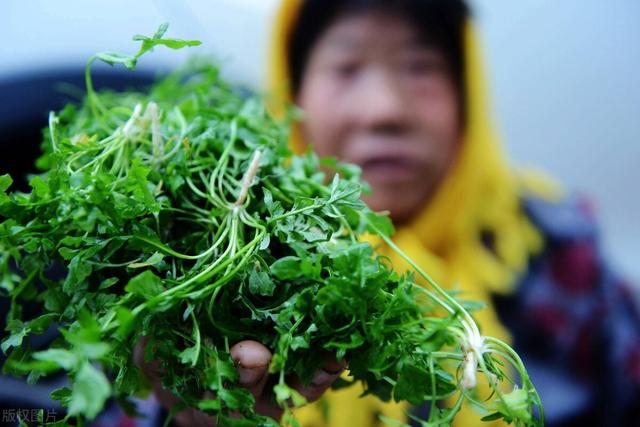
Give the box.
[362,190,430,224]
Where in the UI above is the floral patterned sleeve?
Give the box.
[493,194,640,426]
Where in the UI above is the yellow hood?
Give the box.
[267,1,551,425]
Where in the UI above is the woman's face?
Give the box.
[297,10,462,223]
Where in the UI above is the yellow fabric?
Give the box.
[267,1,548,425]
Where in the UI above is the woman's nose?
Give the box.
[347,68,410,131]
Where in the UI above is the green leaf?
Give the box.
[63,310,111,359]
[95,51,133,66]
[1,328,27,353]
[290,335,309,351]
[205,355,238,390]
[495,388,532,423]
[33,349,79,370]
[0,174,13,204]
[42,288,67,314]
[51,387,72,406]
[60,236,84,247]
[76,341,112,360]
[116,307,135,339]
[481,412,504,422]
[393,364,430,406]
[0,174,12,191]
[270,256,301,280]
[197,399,221,412]
[179,316,201,367]
[269,353,285,373]
[63,256,93,294]
[29,175,49,199]
[59,247,78,260]
[127,251,164,268]
[249,269,275,296]
[273,383,307,407]
[128,159,158,211]
[93,24,201,72]
[219,388,254,410]
[152,22,169,39]
[179,346,199,366]
[125,270,164,299]
[28,313,58,334]
[99,277,119,290]
[365,211,395,237]
[68,362,111,420]
[259,234,271,250]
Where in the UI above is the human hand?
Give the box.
[134,338,346,426]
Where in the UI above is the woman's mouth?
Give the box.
[359,156,419,184]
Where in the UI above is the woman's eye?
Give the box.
[332,62,360,79]
[398,51,448,77]
[404,58,443,75]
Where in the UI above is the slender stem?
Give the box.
[207,120,237,203]
[367,217,479,337]
[48,112,59,153]
[267,202,321,224]
[84,56,100,118]
[132,227,228,261]
[427,357,437,422]
[185,177,212,202]
[185,228,266,299]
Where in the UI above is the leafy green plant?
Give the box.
[0,25,543,426]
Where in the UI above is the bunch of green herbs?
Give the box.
[0,25,543,427]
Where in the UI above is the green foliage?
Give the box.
[0,25,542,427]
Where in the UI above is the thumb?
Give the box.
[230,340,271,398]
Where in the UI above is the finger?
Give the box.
[133,336,164,380]
[133,338,179,412]
[230,340,272,398]
[288,368,343,403]
[290,354,347,403]
[134,338,212,427]
[175,391,217,427]
[254,398,285,420]
[321,352,347,375]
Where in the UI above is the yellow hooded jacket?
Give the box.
[268,1,554,425]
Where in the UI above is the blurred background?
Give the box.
[1,0,638,283]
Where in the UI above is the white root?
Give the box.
[146,101,164,163]
[234,150,262,208]
[462,349,478,389]
[123,103,143,138]
[461,329,486,390]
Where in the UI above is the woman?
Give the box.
[264,0,640,426]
